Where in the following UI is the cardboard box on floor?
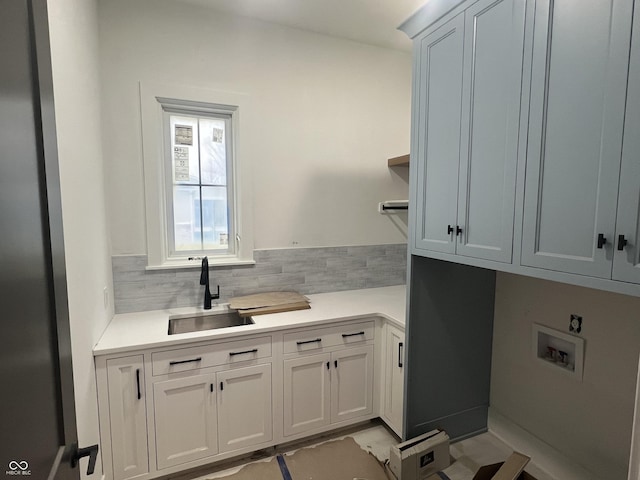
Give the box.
[424,451,538,480]
[388,429,450,480]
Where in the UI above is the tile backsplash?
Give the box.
[112,244,407,313]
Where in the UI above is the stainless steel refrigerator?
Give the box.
[1,1,96,478]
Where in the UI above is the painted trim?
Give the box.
[398,0,468,39]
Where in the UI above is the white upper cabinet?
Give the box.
[412,0,525,263]
[521,0,634,277]
[413,14,464,255]
[613,7,640,284]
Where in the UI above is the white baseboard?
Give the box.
[488,408,601,480]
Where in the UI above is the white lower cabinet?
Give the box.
[331,345,374,423]
[283,353,331,436]
[153,374,218,469]
[97,318,402,480]
[283,332,375,438]
[382,325,405,436]
[217,364,272,453]
[106,356,149,480]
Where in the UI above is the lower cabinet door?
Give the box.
[153,374,218,469]
[283,353,331,436]
[331,345,374,424]
[383,326,405,436]
[106,356,149,480]
[217,363,272,453]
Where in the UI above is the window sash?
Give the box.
[162,108,236,259]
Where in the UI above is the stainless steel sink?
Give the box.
[168,311,253,335]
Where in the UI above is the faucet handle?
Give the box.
[212,285,220,300]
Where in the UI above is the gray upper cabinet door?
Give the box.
[521,0,633,277]
[613,7,640,285]
[455,0,526,263]
[413,14,464,254]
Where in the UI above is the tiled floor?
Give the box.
[182,421,557,480]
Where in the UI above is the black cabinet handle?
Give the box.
[398,342,404,368]
[618,235,628,251]
[334,360,338,368]
[229,348,258,356]
[326,361,330,370]
[597,233,607,249]
[70,443,99,475]
[220,382,224,391]
[136,368,141,400]
[210,383,214,393]
[342,331,365,338]
[456,226,463,236]
[169,357,202,366]
[297,338,322,345]
[447,225,454,235]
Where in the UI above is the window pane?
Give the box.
[170,115,200,184]
[173,185,202,251]
[199,117,227,185]
[201,186,229,250]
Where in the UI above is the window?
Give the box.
[165,109,234,256]
[140,83,254,269]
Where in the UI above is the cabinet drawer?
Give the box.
[152,336,272,376]
[283,321,375,354]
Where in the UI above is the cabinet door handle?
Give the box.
[342,331,365,338]
[456,226,463,236]
[229,348,258,356]
[210,383,214,393]
[220,382,224,391]
[398,342,404,368]
[447,225,454,235]
[597,233,608,249]
[618,234,628,251]
[326,361,330,370]
[136,368,141,400]
[169,357,202,366]
[334,360,338,368]
[297,338,322,345]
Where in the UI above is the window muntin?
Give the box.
[164,109,234,257]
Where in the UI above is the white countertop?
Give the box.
[94,285,407,355]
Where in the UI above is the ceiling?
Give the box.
[175,0,426,51]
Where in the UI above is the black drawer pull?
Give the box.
[136,368,141,400]
[297,338,322,345]
[342,331,365,338]
[229,348,258,356]
[398,342,404,368]
[169,357,202,366]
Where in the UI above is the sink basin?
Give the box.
[168,311,254,335]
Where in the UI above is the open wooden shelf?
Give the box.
[387,154,410,167]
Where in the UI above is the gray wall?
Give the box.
[491,273,640,480]
[113,244,406,313]
[405,256,496,441]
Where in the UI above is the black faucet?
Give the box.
[199,257,219,309]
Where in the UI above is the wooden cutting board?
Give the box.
[237,301,311,317]
[229,291,309,310]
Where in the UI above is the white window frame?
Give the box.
[140,82,254,269]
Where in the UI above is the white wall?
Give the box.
[48,1,113,477]
[98,0,412,254]
[491,273,640,480]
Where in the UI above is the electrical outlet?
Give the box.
[569,314,582,334]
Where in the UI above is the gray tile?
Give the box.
[257,273,306,287]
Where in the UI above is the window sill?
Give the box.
[145,258,256,271]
